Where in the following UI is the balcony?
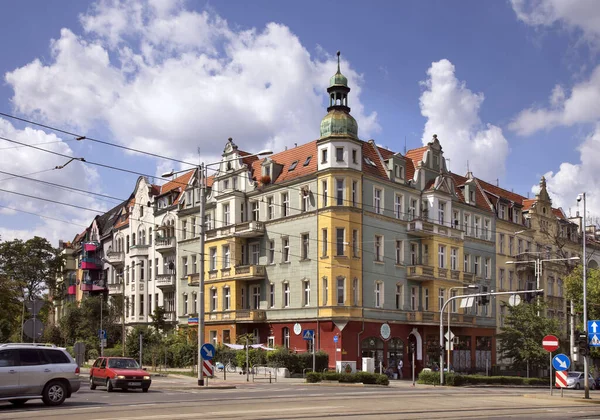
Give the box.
[406,265,435,281]
[157,273,176,289]
[234,264,266,281]
[155,237,176,253]
[129,245,149,258]
[406,311,440,323]
[233,221,265,238]
[106,251,125,266]
[236,309,267,321]
[188,273,199,286]
[407,219,464,240]
[81,279,107,292]
[81,257,101,270]
[84,242,99,252]
[108,282,123,295]
[164,312,177,323]
[462,272,475,283]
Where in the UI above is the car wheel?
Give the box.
[106,378,114,392]
[576,383,581,390]
[89,376,96,390]
[142,387,149,393]
[8,399,28,406]
[42,380,67,406]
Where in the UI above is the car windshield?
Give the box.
[108,358,140,369]
[567,372,580,378]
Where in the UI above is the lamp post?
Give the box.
[578,192,589,399]
[162,147,272,387]
[445,285,478,374]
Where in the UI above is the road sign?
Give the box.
[202,360,213,377]
[101,339,107,348]
[445,341,454,351]
[542,335,559,352]
[302,329,315,341]
[98,329,107,340]
[188,317,198,325]
[555,371,568,388]
[25,299,44,316]
[333,335,339,343]
[200,343,215,360]
[588,320,600,334]
[444,330,455,341]
[589,334,600,347]
[23,318,44,340]
[552,354,570,371]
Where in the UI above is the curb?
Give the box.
[524,393,600,404]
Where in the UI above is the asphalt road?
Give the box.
[2,379,600,419]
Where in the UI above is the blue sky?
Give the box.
[1,0,599,243]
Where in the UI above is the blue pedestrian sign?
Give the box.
[98,329,106,340]
[200,343,215,360]
[552,353,570,371]
[302,329,315,341]
[588,321,600,347]
[333,335,339,343]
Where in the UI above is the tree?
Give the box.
[0,274,20,342]
[565,265,600,325]
[498,300,561,372]
[149,306,168,334]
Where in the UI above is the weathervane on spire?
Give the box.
[337,50,341,73]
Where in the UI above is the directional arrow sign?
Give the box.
[588,320,600,334]
[552,353,570,371]
[200,343,215,360]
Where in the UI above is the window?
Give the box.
[282,238,290,262]
[508,270,514,289]
[182,221,187,240]
[140,260,145,280]
[322,180,328,207]
[269,283,275,307]
[304,156,311,166]
[131,262,135,282]
[322,277,328,305]
[450,248,458,271]
[424,288,429,311]
[223,245,230,268]
[499,204,506,220]
[438,288,445,312]
[289,160,298,171]
[375,282,383,308]
[223,180,229,190]
[321,148,328,163]
[139,294,144,315]
[451,290,458,312]
[374,188,382,214]
[252,286,260,309]
[410,243,418,265]
[474,256,480,276]
[283,327,290,348]
[250,243,260,265]
[205,214,212,230]
[210,248,217,271]
[474,216,480,237]
[221,286,230,310]
[281,192,289,217]
[485,258,491,279]
[352,181,357,206]
[375,235,383,262]
[337,277,345,305]
[267,197,274,220]
[191,255,197,274]
[301,234,310,259]
[499,268,505,290]
[190,218,196,237]
[438,245,446,268]
[410,287,417,311]
[452,210,459,229]
[302,191,310,212]
[241,286,246,309]
[223,203,230,225]
[336,147,344,162]
[211,288,217,311]
[336,228,345,256]
[438,201,445,225]
[336,179,344,205]
[183,294,188,315]
[304,281,310,306]
[283,283,290,307]
[268,240,275,264]
[132,233,136,246]
[409,199,417,220]
[155,258,159,277]
[548,277,554,296]
[352,149,358,164]
[395,194,403,219]
[322,229,328,257]
[396,284,403,309]
[352,229,359,257]
[252,201,260,221]
[464,254,470,272]
[464,213,471,234]
[395,240,403,264]
[484,219,490,239]
[498,234,505,254]
[353,278,359,306]
[240,202,245,222]
[180,257,187,277]
[517,239,523,254]
[508,236,514,256]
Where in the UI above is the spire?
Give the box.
[337,50,341,73]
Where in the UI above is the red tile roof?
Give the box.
[250,141,318,186]
[449,173,493,213]
[475,177,526,206]
[405,145,428,168]
[553,207,567,220]
[522,199,535,211]
[362,141,389,179]
[158,170,194,205]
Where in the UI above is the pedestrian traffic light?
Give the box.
[578,331,589,357]
[478,295,489,306]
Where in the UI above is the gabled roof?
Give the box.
[158,170,194,205]
[475,177,525,206]
[522,199,535,211]
[405,145,428,168]
[114,198,134,230]
[448,173,493,213]
[362,141,389,179]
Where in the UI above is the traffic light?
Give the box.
[577,331,589,357]
[478,286,489,306]
[524,290,543,303]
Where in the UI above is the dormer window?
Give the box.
[469,190,475,203]
[321,149,328,164]
[336,147,344,162]
[304,156,312,166]
[289,161,298,171]
[499,204,506,220]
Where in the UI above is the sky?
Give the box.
[1,0,600,245]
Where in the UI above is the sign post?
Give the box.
[200,343,215,386]
[543,335,559,395]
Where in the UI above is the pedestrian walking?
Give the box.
[397,359,403,379]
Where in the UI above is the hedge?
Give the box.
[417,371,548,386]
[305,371,389,386]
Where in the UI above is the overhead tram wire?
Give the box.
[0,188,106,214]
[0,205,89,228]
[0,111,198,167]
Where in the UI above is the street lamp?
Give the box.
[162,146,272,387]
[444,285,478,374]
[578,192,589,398]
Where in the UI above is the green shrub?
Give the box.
[306,372,322,383]
[339,373,357,383]
[417,370,440,385]
[323,371,340,381]
[88,349,99,360]
[376,374,390,386]
[103,346,123,357]
[355,371,378,384]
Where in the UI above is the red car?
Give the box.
[89,357,151,392]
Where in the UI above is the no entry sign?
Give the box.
[543,335,559,352]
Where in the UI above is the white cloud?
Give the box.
[537,123,600,216]
[511,0,600,46]
[6,0,378,163]
[419,59,510,181]
[509,64,600,136]
[0,118,109,244]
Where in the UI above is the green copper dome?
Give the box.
[330,70,348,87]
[320,109,358,139]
